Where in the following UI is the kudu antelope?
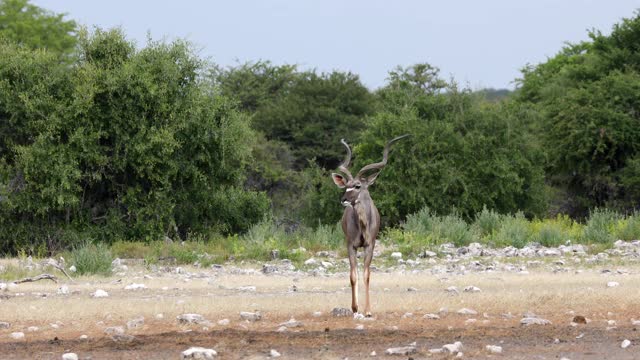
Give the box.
[331,134,410,316]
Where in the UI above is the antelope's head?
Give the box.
[331,135,410,207]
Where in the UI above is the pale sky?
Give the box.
[34,1,640,90]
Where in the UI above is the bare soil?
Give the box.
[1,262,640,359]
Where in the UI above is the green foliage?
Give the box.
[472,206,503,237]
[215,62,375,169]
[516,12,640,216]
[0,28,268,254]
[0,0,76,56]
[582,208,621,244]
[403,207,476,247]
[355,69,546,223]
[614,212,640,241]
[70,242,113,275]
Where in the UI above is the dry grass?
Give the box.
[2,262,640,338]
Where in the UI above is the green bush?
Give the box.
[615,212,640,241]
[70,242,113,275]
[473,206,503,238]
[582,208,620,244]
[489,212,532,248]
[403,207,475,247]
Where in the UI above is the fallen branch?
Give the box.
[46,258,74,282]
[13,273,58,284]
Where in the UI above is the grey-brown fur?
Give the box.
[331,134,409,316]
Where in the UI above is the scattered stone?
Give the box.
[402,312,414,319]
[463,286,481,293]
[217,319,230,326]
[177,314,207,325]
[390,252,403,259]
[269,349,281,357]
[279,318,302,328]
[443,341,463,354]
[262,264,278,274]
[276,326,287,332]
[57,285,70,295]
[79,335,88,340]
[446,286,459,294]
[407,287,418,292]
[331,307,353,317]
[457,308,478,315]
[10,332,24,340]
[520,317,551,325]
[111,333,135,343]
[181,346,218,359]
[607,281,620,288]
[155,313,164,320]
[127,316,144,329]
[321,261,333,268]
[385,345,416,355]
[572,315,587,324]
[355,324,364,330]
[237,286,256,292]
[62,353,78,360]
[312,311,322,317]
[0,322,10,329]
[429,348,444,354]
[631,319,640,326]
[91,289,109,298]
[124,283,146,290]
[240,311,262,322]
[104,326,125,335]
[486,345,502,354]
[423,313,440,320]
[304,258,317,266]
[353,313,365,320]
[621,339,631,349]
[370,350,377,356]
[422,250,437,258]
[27,326,38,332]
[68,265,77,273]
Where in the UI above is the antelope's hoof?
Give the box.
[352,306,358,314]
[365,312,372,318]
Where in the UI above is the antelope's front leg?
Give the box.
[363,245,374,317]
[348,247,358,313]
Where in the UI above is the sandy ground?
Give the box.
[1,262,640,359]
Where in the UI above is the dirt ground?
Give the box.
[1,262,640,359]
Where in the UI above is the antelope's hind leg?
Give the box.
[363,245,374,317]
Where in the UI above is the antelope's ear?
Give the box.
[331,173,347,188]
[365,171,381,186]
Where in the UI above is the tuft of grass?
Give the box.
[614,212,640,241]
[70,242,114,276]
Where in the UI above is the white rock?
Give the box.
[104,326,125,335]
[237,286,256,292]
[402,312,414,319]
[217,319,230,326]
[520,317,551,325]
[385,345,416,355]
[621,339,631,349]
[62,353,79,360]
[27,326,39,332]
[91,289,109,298]
[68,265,77,273]
[457,308,477,315]
[270,349,281,357]
[278,318,302,328]
[429,348,444,354]
[407,287,418,292]
[463,286,481,293]
[57,285,70,295]
[127,317,144,329]
[312,311,322,317]
[321,261,333,268]
[443,341,463,354]
[177,314,206,325]
[607,281,620,288]
[355,324,364,330]
[446,286,459,294]
[423,250,437,257]
[10,332,25,340]
[181,346,217,359]
[0,283,6,291]
[423,313,440,320]
[79,335,88,340]
[124,283,146,291]
[631,319,640,325]
[155,313,164,320]
[353,313,365,320]
[276,326,287,332]
[390,252,403,259]
[240,311,262,322]
[486,345,502,354]
[370,350,377,356]
[304,258,317,266]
